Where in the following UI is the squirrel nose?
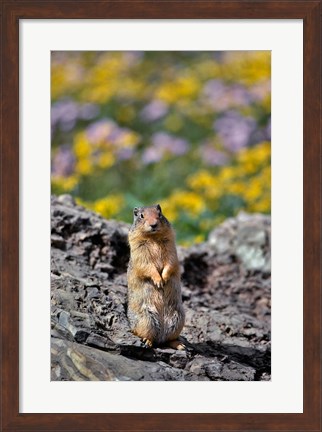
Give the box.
[150,223,158,229]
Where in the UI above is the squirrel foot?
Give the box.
[142,338,153,348]
[167,339,186,350]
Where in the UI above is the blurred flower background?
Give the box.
[51,51,271,245]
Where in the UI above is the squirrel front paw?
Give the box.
[151,273,164,289]
[161,265,172,283]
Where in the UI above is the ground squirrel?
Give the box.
[127,204,185,349]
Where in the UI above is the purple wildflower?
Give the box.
[214,111,257,152]
[200,144,229,166]
[140,100,168,122]
[265,118,271,140]
[86,119,115,143]
[142,146,163,164]
[202,80,227,110]
[116,147,135,160]
[229,85,254,106]
[51,100,78,132]
[142,132,189,164]
[78,103,100,120]
[51,99,99,133]
[152,132,188,155]
[51,145,75,177]
[250,80,271,102]
[202,80,253,111]
[123,51,144,65]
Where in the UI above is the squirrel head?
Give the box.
[130,204,171,237]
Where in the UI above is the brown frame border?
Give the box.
[1,1,321,431]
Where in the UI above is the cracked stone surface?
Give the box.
[51,194,271,381]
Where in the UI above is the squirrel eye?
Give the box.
[140,213,144,219]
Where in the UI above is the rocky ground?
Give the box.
[51,194,271,381]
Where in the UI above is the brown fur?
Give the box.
[127,205,185,348]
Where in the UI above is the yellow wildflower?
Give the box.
[74,133,91,158]
[195,60,220,79]
[158,200,178,222]
[52,174,79,192]
[90,194,124,219]
[156,75,199,104]
[223,51,271,85]
[169,190,205,216]
[226,182,246,196]
[242,160,258,175]
[253,141,271,163]
[121,131,140,147]
[118,78,144,98]
[81,84,114,104]
[97,152,115,169]
[247,196,271,213]
[194,234,205,244]
[219,167,236,181]
[187,170,218,190]
[242,178,262,202]
[75,159,93,175]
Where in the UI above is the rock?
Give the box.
[220,361,256,381]
[208,211,271,272]
[51,234,66,250]
[51,195,271,381]
[57,194,76,206]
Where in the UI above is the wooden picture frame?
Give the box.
[1,1,321,431]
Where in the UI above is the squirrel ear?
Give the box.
[156,204,162,213]
[133,207,139,217]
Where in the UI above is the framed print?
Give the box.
[1,1,321,431]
